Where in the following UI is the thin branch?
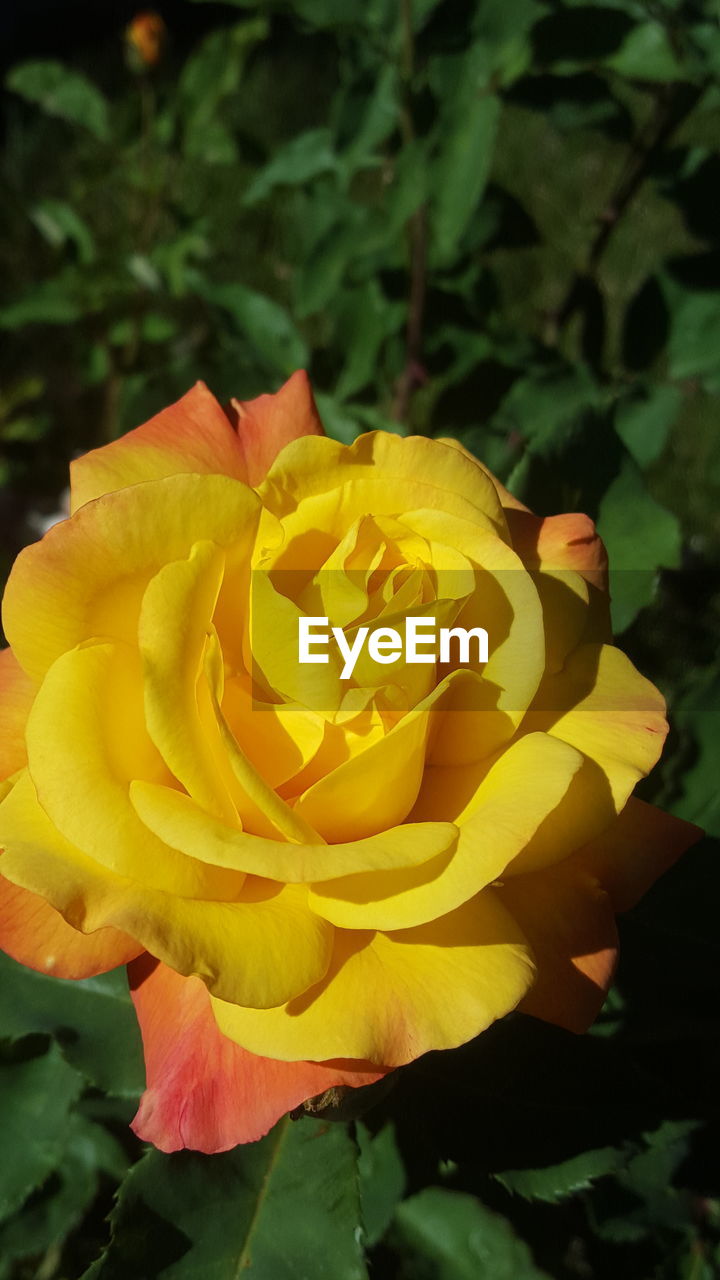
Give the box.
[391,0,428,427]
[546,84,702,345]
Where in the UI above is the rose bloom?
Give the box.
[125,11,166,68]
[0,373,699,1152]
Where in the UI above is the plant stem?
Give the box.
[392,0,428,427]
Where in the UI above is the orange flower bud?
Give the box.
[125,11,166,69]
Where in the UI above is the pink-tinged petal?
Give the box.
[0,648,35,782]
[70,383,248,512]
[497,863,618,1034]
[0,875,143,978]
[570,797,702,912]
[228,370,325,486]
[506,509,609,591]
[129,955,386,1153]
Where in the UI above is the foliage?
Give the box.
[1,0,719,1275]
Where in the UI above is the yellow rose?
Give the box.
[0,371,699,1151]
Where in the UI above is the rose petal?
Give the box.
[130,778,457,882]
[570,797,702,912]
[496,862,618,1034]
[0,771,333,1009]
[307,732,583,930]
[0,875,142,978]
[25,643,234,896]
[70,382,248,513]
[3,472,259,684]
[259,432,509,542]
[213,889,534,1065]
[0,648,35,783]
[507,510,609,591]
[129,955,385,1153]
[229,370,325,486]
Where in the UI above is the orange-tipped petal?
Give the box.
[506,509,609,591]
[128,955,386,1153]
[70,383,248,512]
[0,648,35,782]
[0,875,143,978]
[229,369,325,486]
[497,862,618,1034]
[570,797,702,912]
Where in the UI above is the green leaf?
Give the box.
[357,1122,405,1247]
[0,952,144,1098]
[0,276,88,328]
[382,138,428,239]
[605,21,685,81]
[673,672,720,836]
[496,366,603,453]
[665,279,720,382]
[470,0,542,85]
[339,65,398,177]
[431,92,500,265]
[591,1121,698,1244]
[0,1040,84,1221]
[596,454,682,632]
[294,210,368,318]
[614,384,682,468]
[394,1188,550,1280]
[0,1114,125,1269]
[86,1117,368,1279]
[6,60,110,141]
[200,282,309,375]
[179,20,268,121]
[314,393,363,445]
[334,281,404,401]
[494,1143,634,1204]
[244,129,338,205]
[30,199,95,264]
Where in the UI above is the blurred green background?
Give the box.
[1,0,719,1276]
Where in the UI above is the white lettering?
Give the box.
[333,626,369,680]
[406,617,437,663]
[368,627,403,664]
[439,626,489,665]
[298,617,330,664]
[297,617,491,676]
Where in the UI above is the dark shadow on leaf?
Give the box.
[483,185,540,251]
[621,275,669,372]
[94,1199,190,1280]
[369,1015,670,1192]
[431,360,517,428]
[667,250,720,291]
[508,73,634,142]
[670,155,720,245]
[532,8,635,64]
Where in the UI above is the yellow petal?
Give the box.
[522,643,666,808]
[25,643,234,897]
[0,647,35,780]
[3,473,259,684]
[260,432,509,540]
[130,777,457,881]
[307,733,583,930]
[139,541,237,824]
[293,690,436,841]
[212,889,534,1064]
[221,677,324,790]
[0,771,331,1009]
[398,510,545,750]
